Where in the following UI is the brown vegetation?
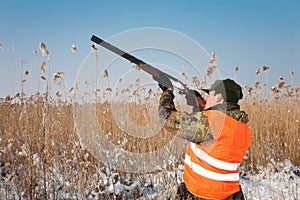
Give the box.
[0,47,299,198]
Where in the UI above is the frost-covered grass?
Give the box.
[0,93,299,199]
[1,84,300,200]
[1,149,299,199]
[241,160,300,200]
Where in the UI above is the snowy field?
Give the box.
[1,156,299,200]
[241,160,300,200]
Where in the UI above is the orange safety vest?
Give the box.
[183,110,252,199]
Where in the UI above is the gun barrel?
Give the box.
[91,35,145,65]
[90,35,188,91]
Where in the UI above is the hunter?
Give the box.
[156,77,252,200]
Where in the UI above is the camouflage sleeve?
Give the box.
[158,89,177,120]
[158,90,210,144]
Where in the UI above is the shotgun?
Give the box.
[90,35,191,90]
[90,35,205,110]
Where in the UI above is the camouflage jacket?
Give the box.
[159,90,249,145]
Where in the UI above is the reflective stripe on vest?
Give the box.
[185,152,240,181]
[189,142,240,171]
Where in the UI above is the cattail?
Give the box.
[69,87,74,92]
[135,78,141,86]
[54,72,64,82]
[206,65,216,78]
[56,91,61,97]
[192,76,198,82]
[39,42,49,56]
[279,76,284,80]
[262,65,270,71]
[256,68,261,74]
[290,70,294,76]
[133,90,139,96]
[106,88,112,93]
[271,86,279,93]
[235,66,239,72]
[40,42,46,51]
[181,72,188,80]
[210,51,216,64]
[71,44,77,53]
[33,49,37,56]
[140,87,146,93]
[91,44,98,51]
[244,84,253,93]
[25,70,29,76]
[248,86,253,93]
[103,69,108,78]
[192,76,200,87]
[41,76,46,81]
[57,72,64,76]
[40,61,46,73]
[6,95,12,101]
[278,81,285,89]
[255,81,261,89]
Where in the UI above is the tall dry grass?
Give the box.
[1,80,299,198]
[241,85,300,172]
[0,47,299,198]
[243,68,299,169]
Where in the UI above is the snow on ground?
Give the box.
[1,158,299,199]
[241,160,300,200]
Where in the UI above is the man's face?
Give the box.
[204,90,222,109]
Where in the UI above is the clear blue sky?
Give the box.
[1,0,299,98]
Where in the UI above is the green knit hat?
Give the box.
[202,79,243,103]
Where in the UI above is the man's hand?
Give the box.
[152,72,173,91]
[184,90,205,112]
[158,84,169,92]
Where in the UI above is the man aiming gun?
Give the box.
[156,75,252,200]
[91,35,252,199]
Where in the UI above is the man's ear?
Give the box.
[216,93,224,103]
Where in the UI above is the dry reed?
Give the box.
[0,48,299,198]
